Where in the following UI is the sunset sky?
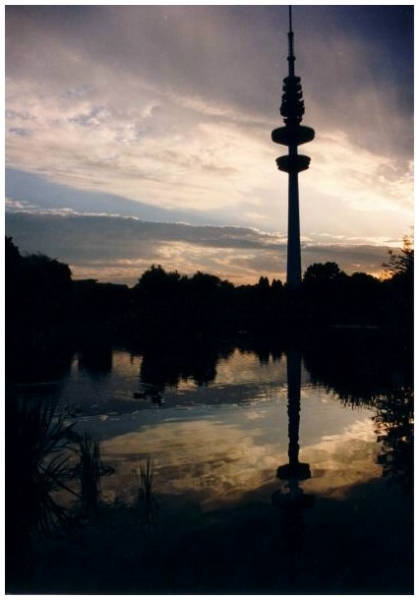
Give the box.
[5,4,413,285]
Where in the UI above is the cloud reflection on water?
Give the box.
[101,419,279,508]
[100,412,380,510]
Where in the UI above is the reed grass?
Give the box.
[138,455,157,526]
[6,392,78,535]
[6,391,79,589]
[77,430,102,519]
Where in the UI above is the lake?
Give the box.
[8,337,414,594]
[52,346,381,507]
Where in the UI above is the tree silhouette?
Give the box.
[381,234,413,346]
[303,261,343,283]
[383,234,414,279]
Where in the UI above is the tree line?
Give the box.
[5,235,413,376]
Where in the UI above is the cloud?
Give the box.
[6,6,411,210]
[6,212,396,285]
[308,130,413,214]
[5,5,413,268]
[6,73,412,242]
[5,72,275,212]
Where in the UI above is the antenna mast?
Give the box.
[288,5,295,77]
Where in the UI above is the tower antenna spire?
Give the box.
[287,5,295,77]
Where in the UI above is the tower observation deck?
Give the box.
[272,6,315,288]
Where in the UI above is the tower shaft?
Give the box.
[287,169,302,288]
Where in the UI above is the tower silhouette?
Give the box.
[272,6,314,288]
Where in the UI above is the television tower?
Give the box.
[272,6,315,288]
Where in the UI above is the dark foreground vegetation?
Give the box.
[5,235,414,593]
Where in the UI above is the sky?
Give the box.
[5,4,414,286]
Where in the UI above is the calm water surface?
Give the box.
[52,347,381,509]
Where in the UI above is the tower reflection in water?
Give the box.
[272,347,315,510]
[271,348,315,583]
